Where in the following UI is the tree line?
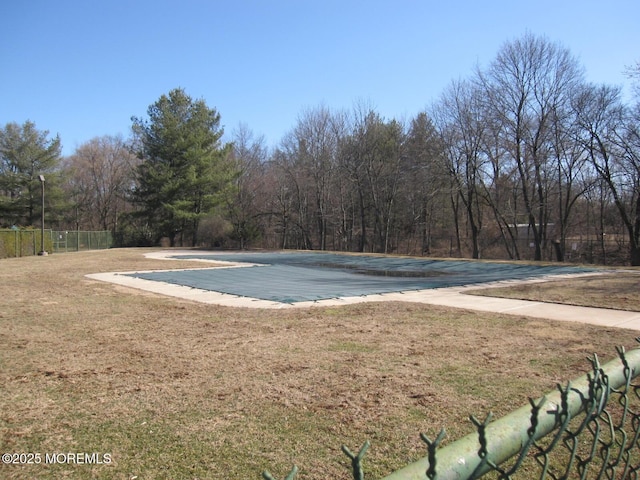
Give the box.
[1,34,639,264]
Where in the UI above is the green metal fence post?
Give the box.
[380,347,640,480]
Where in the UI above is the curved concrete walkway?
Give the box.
[395,285,640,331]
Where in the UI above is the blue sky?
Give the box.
[1,0,638,156]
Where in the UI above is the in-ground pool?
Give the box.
[125,252,595,304]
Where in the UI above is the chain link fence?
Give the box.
[263,341,640,480]
[0,229,112,258]
[51,230,113,253]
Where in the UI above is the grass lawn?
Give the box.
[467,272,640,312]
[1,249,638,479]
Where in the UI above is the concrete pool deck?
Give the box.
[85,250,640,331]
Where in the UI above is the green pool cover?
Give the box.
[126,252,595,304]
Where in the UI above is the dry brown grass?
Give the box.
[467,272,640,312]
[0,248,638,479]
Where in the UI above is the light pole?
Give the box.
[38,175,48,256]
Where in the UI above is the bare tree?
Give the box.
[339,106,406,253]
[404,112,447,255]
[273,132,316,249]
[478,33,584,260]
[573,83,640,265]
[433,79,486,258]
[549,104,594,261]
[63,135,137,232]
[227,124,268,248]
[338,105,374,252]
[624,60,640,98]
[290,106,344,250]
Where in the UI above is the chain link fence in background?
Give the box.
[264,342,640,480]
[51,230,113,253]
[0,229,112,258]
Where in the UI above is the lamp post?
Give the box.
[38,175,48,256]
